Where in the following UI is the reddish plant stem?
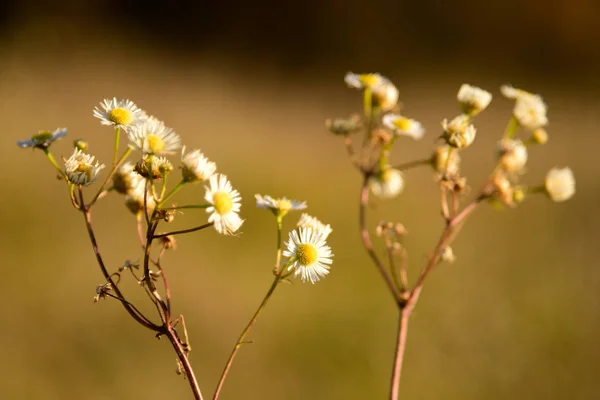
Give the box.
[359,177,403,304]
[389,308,410,400]
[165,326,204,400]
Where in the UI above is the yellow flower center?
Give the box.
[109,107,132,126]
[296,243,318,266]
[359,74,381,88]
[213,191,233,215]
[76,161,93,181]
[147,134,165,154]
[32,131,53,144]
[277,199,292,212]
[393,118,411,132]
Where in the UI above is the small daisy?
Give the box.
[64,148,105,186]
[17,128,67,150]
[93,98,147,130]
[382,114,425,140]
[125,179,155,215]
[344,72,399,111]
[545,167,575,202]
[498,139,528,173]
[441,115,476,149]
[112,161,143,195]
[205,174,243,234]
[297,213,332,239]
[368,168,404,199]
[255,194,307,217]
[283,227,333,284]
[181,148,217,182]
[127,117,181,156]
[457,84,492,116]
[501,85,548,130]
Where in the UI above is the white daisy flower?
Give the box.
[498,139,528,173]
[205,174,243,234]
[457,84,492,116]
[382,114,425,140]
[368,168,405,199]
[344,72,399,111]
[112,162,143,195]
[125,179,155,215]
[297,213,332,239]
[283,227,333,284]
[255,194,307,217]
[127,117,181,156]
[545,167,575,202]
[64,148,105,186]
[181,148,217,182]
[17,127,67,150]
[93,98,147,130]
[441,115,476,149]
[500,85,548,130]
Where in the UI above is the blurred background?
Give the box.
[2,0,598,398]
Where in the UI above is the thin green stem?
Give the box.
[392,158,431,172]
[162,204,210,211]
[44,149,66,178]
[503,116,519,139]
[158,179,186,208]
[113,126,121,165]
[273,216,283,274]
[89,147,132,207]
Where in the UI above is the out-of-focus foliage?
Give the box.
[1,1,597,399]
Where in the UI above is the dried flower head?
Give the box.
[501,85,548,130]
[17,128,67,150]
[112,162,143,195]
[93,98,147,130]
[135,156,173,179]
[457,84,492,116]
[441,115,476,149]
[498,139,528,173]
[382,114,425,140]
[125,179,155,215]
[545,167,575,202]
[128,117,181,156]
[181,148,217,182]
[368,168,405,199]
[431,145,461,176]
[64,148,105,186]
[205,174,244,235]
[283,227,334,284]
[255,194,307,218]
[325,115,362,135]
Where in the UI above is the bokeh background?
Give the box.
[2,0,598,399]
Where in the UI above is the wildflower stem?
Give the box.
[503,116,519,139]
[213,275,282,400]
[359,175,403,304]
[89,147,132,207]
[161,204,210,211]
[78,188,159,331]
[43,149,66,177]
[389,307,410,400]
[273,216,283,275]
[113,126,121,165]
[164,326,204,400]
[392,158,431,171]
[158,179,186,208]
[153,222,213,238]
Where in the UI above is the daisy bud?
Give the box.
[64,148,105,186]
[431,145,461,176]
[498,139,528,173]
[112,162,142,195]
[368,168,404,199]
[325,115,362,135]
[382,114,425,140]
[545,167,575,202]
[530,128,549,145]
[457,84,492,116]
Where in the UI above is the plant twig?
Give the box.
[359,176,403,304]
[213,275,282,400]
[153,223,213,238]
[165,326,204,400]
[389,308,410,400]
